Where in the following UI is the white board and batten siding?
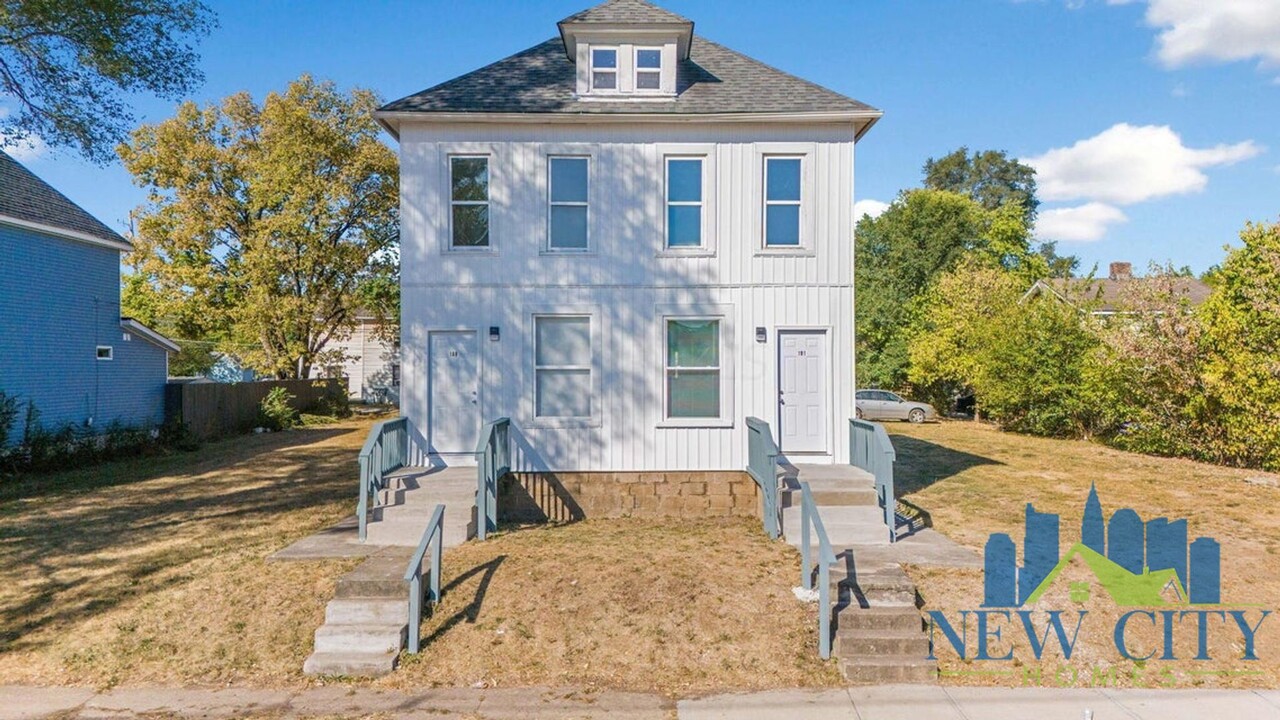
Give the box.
[399,121,857,472]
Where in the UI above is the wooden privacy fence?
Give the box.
[165,378,345,439]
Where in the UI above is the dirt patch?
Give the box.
[890,420,1280,688]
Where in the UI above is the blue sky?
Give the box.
[6,0,1278,275]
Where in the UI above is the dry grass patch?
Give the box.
[382,517,841,697]
[0,418,377,688]
[890,421,1280,688]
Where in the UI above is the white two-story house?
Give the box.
[375,0,879,475]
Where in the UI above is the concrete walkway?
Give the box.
[5,684,1278,719]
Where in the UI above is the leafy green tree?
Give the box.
[0,0,214,163]
[855,190,1045,389]
[119,75,399,379]
[121,270,217,377]
[1196,221,1280,469]
[923,147,1040,225]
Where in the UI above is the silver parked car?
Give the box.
[855,389,937,423]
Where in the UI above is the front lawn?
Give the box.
[889,421,1280,688]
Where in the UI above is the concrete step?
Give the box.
[364,520,469,548]
[835,606,924,633]
[313,623,407,655]
[829,568,918,607]
[837,628,931,656]
[325,598,409,626]
[335,574,406,599]
[783,505,889,547]
[840,656,937,684]
[780,485,878,508]
[303,650,398,677]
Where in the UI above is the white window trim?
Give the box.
[524,305,603,429]
[448,154,491,252]
[656,304,735,429]
[590,46,619,94]
[656,144,717,257]
[96,345,113,361]
[633,46,663,94]
[763,155,804,250]
[546,154,592,254]
[756,144,817,256]
[437,144,500,255]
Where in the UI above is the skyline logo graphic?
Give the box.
[982,483,1221,608]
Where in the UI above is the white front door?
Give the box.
[778,330,828,453]
[429,330,480,453]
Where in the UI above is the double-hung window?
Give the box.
[665,319,721,419]
[548,156,589,251]
[450,156,489,248]
[635,48,662,90]
[665,157,703,249]
[764,156,802,247]
[534,316,592,418]
[591,48,618,91]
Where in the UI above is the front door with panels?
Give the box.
[778,330,828,453]
[428,330,480,454]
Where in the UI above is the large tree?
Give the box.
[923,146,1040,225]
[0,0,213,163]
[119,75,399,379]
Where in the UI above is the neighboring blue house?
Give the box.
[0,150,178,444]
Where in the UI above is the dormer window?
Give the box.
[635,48,662,90]
[591,48,618,91]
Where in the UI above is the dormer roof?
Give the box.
[558,0,695,61]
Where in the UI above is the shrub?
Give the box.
[0,391,17,449]
[313,385,351,418]
[258,387,298,431]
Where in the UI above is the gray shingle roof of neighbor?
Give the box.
[379,36,878,117]
[559,0,692,26]
[0,150,129,247]
[1036,277,1214,312]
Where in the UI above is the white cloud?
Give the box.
[854,199,890,220]
[1024,123,1262,205]
[1118,0,1280,70]
[1035,203,1129,242]
[0,133,47,162]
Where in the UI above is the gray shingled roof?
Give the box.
[1041,277,1213,313]
[380,35,877,116]
[559,0,691,26]
[0,150,128,246]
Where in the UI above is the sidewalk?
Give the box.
[4,684,1279,719]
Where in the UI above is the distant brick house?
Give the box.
[0,151,178,443]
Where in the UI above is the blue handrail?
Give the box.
[403,503,445,654]
[799,481,838,659]
[357,417,409,542]
[475,417,511,540]
[745,417,781,539]
[849,418,897,542]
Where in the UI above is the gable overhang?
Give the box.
[374,109,882,142]
[121,318,181,354]
[0,213,131,252]
[558,21,695,61]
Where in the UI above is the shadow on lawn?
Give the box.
[420,555,506,647]
[0,425,358,652]
[889,432,1002,495]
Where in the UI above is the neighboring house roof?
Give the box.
[1024,277,1213,314]
[0,150,131,250]
[559,0,691,25]
[121,318,181,354]
[381,36,877,117]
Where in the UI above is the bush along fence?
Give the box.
[164,378,347,440]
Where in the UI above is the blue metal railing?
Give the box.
[850,418,897,543]
[798,481,838,659]
[475,417,511,541]
[745,417,781,539]
[357,417,409,542]
[403,503,445,654]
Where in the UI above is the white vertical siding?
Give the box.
[400,121,857,471]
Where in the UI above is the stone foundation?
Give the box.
[497,471,761,523]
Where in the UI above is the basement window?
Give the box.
[96,346,113,361]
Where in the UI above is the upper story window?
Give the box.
[591,47,618,91]
[665,157,703,249]
[548,156,589,251]
[635,48,662,90]
[450,156,489,248]
[764,156,802,247]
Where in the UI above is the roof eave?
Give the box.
[120,318,181,354]
[557,19,696,61]
[0,213,131,252]
[374,108,882,131]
